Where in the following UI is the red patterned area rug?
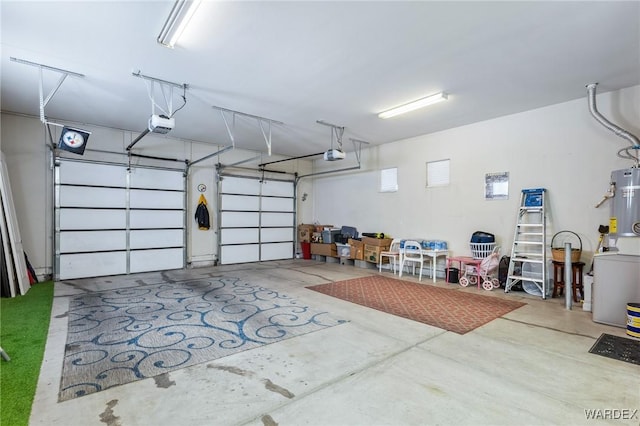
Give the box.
[307,276,526,334]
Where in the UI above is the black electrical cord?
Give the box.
[170,86,188,118]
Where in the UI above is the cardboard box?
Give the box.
[348,238,364,260]
[310,243,337,257]
[361,236,393,247]
[364,244,389,263]
[298,224,315,243]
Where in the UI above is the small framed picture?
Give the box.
[485,172,509,200]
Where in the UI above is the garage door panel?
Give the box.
[130,189,183,209]
[221,194,259,211]
[59,161,126,187]
[130,230,183,249]
[221,244,260,264]
[261,181,294,197]
[221,228,259,245]
[59,186,126,208]
[221,176,260,195]
[129,168,184,191]
[59,252,127,280]
[221,211,259,227]
[260,242,293,261]
[130,248,183,273]
[260,228,293,243]
[59,230,126,253]
[219,176,294,265]
[261,212,294,227]
[59,209,126,230]
[130,210,183,229]
[56,160,185,280]
[261,197,294,212]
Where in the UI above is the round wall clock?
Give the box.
[58,126,90,155]
[61,129,85,149]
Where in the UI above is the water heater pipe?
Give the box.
[586,83,640,167]
[587,83,640,147]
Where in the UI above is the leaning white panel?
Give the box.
[59,230,126,253]
[58,251,127,280]
[130,229,183,249]
[59,209,126,230]
[130,248,184,273]
[129,168,184,190]
[261,180,294,197]
[130,189,184,209]
[260,242,293,261]
[221,228,259,244]
[59,161,126,187]
[59,186,126,208]
[221,244,259,264]
[130,210,183,229]
[261,212,294,227]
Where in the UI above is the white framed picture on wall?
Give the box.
[485,172,509,200]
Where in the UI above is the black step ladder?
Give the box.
[505,188,548,298]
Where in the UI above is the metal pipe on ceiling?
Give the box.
[258,152,325,167]
[188,145,234,167]
[126,129,150,151]
[586,83,640,166]
[130,152,187,164]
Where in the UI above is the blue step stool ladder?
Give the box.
[506,188,549,298]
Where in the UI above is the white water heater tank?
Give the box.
[610,168,640,237]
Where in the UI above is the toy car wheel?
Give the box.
[459,276,470,287]
[469,275,478,285]
[491,278,501,289]
[482,280,494,291]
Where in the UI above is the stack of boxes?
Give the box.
[297,224,338,256]
[362,236,392,263]
[298,223,390,264]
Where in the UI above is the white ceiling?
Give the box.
[1,1,639,158]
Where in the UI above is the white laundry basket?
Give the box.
[470,242,496,259]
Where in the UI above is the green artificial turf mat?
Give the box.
[1,282,54,426]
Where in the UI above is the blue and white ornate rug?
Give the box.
[59,278,345,401]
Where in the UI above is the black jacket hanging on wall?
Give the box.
[195,194,210,230]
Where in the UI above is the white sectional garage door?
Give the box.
[55,158,185,280]
[219,175,294,264]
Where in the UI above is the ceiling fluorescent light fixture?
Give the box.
[378,92,448,119]
[157,0,202,48]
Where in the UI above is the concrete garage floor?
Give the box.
[31,260,638,426]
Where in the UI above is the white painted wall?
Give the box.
[312,85,640,264]
[3,86,638,278]
[0,113,313,277]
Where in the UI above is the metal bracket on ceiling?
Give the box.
[127,71,188,152]
[132,70,188,119]
[349,138,370,164]
[10,57,85,125]
[212,105,284,156]
[316,120,345,151]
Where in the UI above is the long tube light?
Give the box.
[157,0,202,48]
[378,92,448,119]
